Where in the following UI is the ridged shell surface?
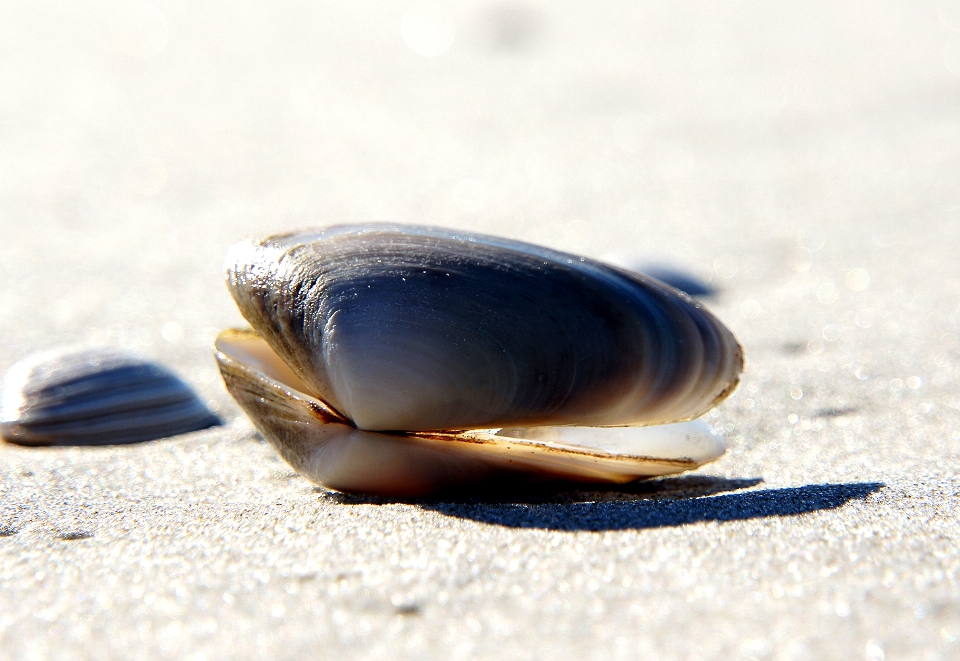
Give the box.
[225,224,743,432]
[0,348,221,446]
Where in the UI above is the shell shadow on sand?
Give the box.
[325,477,885,532]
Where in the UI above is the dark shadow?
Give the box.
[321,478,885,531]
[815,406,858,418]
[420,481,885,531]
[780,341,807,355]
[324,475,763,507]
[56,530,94,541]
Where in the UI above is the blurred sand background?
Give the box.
[1,1,960,659]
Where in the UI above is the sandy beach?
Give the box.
[2,2,959,658]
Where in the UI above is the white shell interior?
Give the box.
[216,330,727,494]
[494,422,725,466]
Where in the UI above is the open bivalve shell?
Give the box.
[215,224,744,496]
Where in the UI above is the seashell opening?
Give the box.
[215,224,744,496]
[216,329,727,496]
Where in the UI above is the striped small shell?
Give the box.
[1,348,220,446]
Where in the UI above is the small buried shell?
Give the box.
[636,264,718,299]
[216,224,743,496]
[0,348,221,446]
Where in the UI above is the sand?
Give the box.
[1,2,959,659]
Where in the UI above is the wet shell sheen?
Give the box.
[224,224,743,433]
[0,348,220,446]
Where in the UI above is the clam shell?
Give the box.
[215,224,743,496]
[225,224,743,433]
[215,329,726,496]
[0,348,221,446]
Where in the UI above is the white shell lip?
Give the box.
[215,329,726,496]
[495,423,726,468]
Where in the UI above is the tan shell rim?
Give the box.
[214,328,719,480]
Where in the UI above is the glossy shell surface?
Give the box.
[225,224,743,433]
[1,348,220,446]
[215,225,744,496]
